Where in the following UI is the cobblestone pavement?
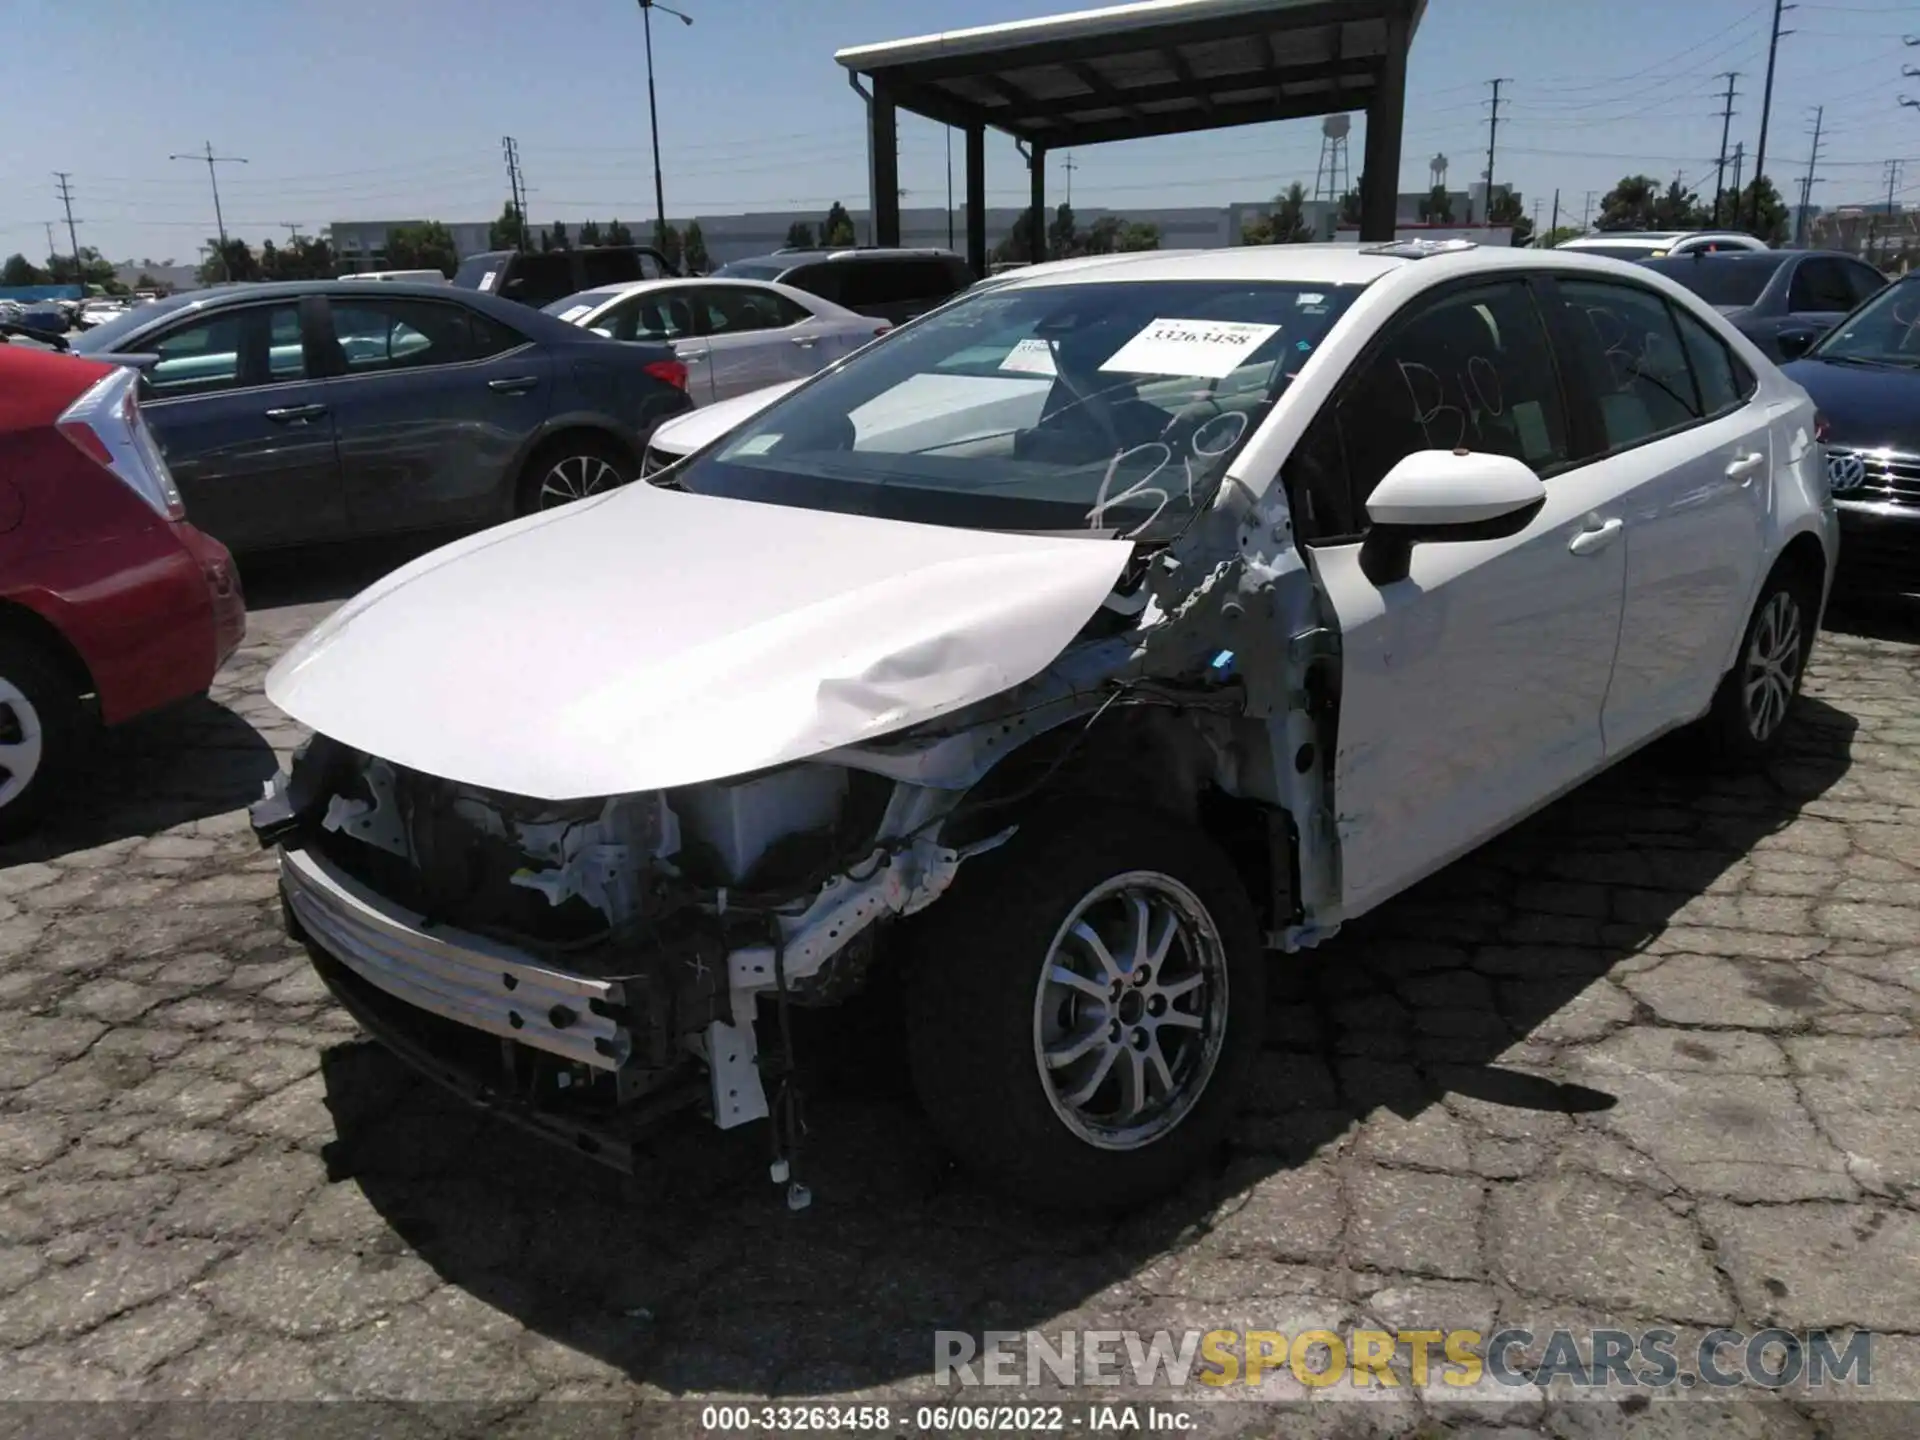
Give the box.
[2,554,1919,1438]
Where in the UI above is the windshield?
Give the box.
[710,260,787,281]
[1811,276,1920,364]
[1647,258,1779,308]
[70,292,199,352]
[676,278,1361,540]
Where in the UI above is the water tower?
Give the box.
[1313,114,1352,209]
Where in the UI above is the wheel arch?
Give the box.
[0,597,95,704]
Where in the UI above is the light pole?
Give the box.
[637,0,693,244]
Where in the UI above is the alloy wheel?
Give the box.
[1031,871,1230,1151]
[0,677,45,811]
[1743,589,1804,744]
[537,454,623,510]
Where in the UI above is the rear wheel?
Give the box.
[903,805,1265,1211]
[514,436,633,516]
[1701,568,1819,767]
[0,637,79,841]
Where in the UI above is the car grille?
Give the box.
[1826,447,1920,508]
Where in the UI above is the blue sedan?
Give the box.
[70,280,693,553]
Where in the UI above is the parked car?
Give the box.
[0,346,245,837]
[249,241,1832,1208]
[1780,272,1920,595]
[67,280,693,553]
[542,278,888,406]
[338,269,451,284]
[1556,230,1770,261]
[709,246,975,324]
[1637,249,1886,362]
[450,245,678,309]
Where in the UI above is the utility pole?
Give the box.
[1713,72,1741,225]
[1478,78,1512,226]
[945,127,954,250]
[1796,106,1823,248]
[1885,159,1906,266]
[281,222,302,241]
[1731,142,1745,203]
[636,0,695,240]
[52,172,81,275]
[168,142,247,282]
[42,221,56,264]
[501,136,527,252]
[1550,187,1560,236]
[1582,189,1595,230]
[1749,0,1795,232]
[1063,153,1079,206]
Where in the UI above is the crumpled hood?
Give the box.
[265,483,1133,799]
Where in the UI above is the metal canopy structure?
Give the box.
[835,0,1423,275]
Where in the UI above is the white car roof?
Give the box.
[562,276,859,318]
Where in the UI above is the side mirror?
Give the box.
[1359,450,1547,586]
[1776,329,1818,361]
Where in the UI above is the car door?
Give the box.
[315,295,550,535]
[687,284,798,401]
[741,284,852,379]
[133,298,349,552]
[584,288,713,403]
[1551,277,1772,752]
[1782,257,1859,353]
[1285,275,1629,916]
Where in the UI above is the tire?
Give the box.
[1700,566,1819,768]
[903,803,1265,1212]
[0,636,80,842]
[513,435,634,517]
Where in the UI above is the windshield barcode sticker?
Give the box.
[479,271,498,292]
[560,304,595,322]
[1100,318,1283,379]
[999,338,1058,375]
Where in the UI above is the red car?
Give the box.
[0,345,246,838]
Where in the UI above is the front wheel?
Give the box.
[903,805,1265,1211]
[1701,568,1819,766]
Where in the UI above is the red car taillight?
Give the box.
[1814,411,1831,444]
[644,358,689,392]
[57,368,186,520]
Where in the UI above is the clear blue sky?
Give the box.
[3,0,1916,265]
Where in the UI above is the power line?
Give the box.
[167,142,248,281]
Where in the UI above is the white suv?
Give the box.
[1556,230,1770,261]
[252,239,1835,1210]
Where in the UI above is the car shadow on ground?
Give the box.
[316,696,1859,1397]
[0,697,278,866]
[1824,590,1920,645]
[236,533,459,613]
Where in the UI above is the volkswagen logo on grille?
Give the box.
[1827,451,1868,494]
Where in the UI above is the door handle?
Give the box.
[790,336,818,348]
[486,376,540,394]
[263,403,327,424]
[1568,517,1624,556]
[1725,451,1767,484]
[683,352,705,363]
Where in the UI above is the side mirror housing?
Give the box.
[1359,449,1547,585]
[1775,329,1818,361]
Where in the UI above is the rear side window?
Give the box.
[780,263,842,304]
[580,248,662,288]
[1842,262,1887,308]
[1788,259,1856,313]
[1671,306,1753,419]
[327,298,497,373]
[1560,278,1702,448]
[498,255,578,308]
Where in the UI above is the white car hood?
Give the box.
[650,379,802,456]
[265,483,1133,800]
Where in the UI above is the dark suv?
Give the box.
[709,247,975,324]
[452,245,679,309]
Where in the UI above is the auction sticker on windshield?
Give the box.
[559,304,595,322]
[999,337,1058,376]
[1101,318,1282,379]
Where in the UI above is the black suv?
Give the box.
[709,247,975,324]
[452,245,679,309]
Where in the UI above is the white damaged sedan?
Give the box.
[252,240,1835,1209]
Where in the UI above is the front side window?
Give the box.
[1810,276,1920,366]
[1842,262,1888,308]
[677,278,1361,539]
[328,299,485,373]
[1560,278,1701,449]
[1788,259,1856,314]
[1647,259,1779,309]
[1285,280,1570,540]
[146,303,306,398]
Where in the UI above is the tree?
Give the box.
[682,219,709,274]
[821,202,856,247]
[1419,184,1454,225]
[546,220,570,252]
[607,219,634,246]
[1537,225,1582,250]
[1597,175,1660,232]
[199,238,258,284]
[785,221,816,249]
[1116,221,1160,252]
[133,271,165,293]
[489,200,527,251]
[1488,191,1533,247]
[1080,216,1122,255]
[1651,179,1707,231]
[1733,177,1789,245]
[1,253,47,286]
[45,246,117,289]
[1047,202,1079,258]
[653,220,683,271]
[1340,186,1363,227]
[1242,183,1314,244]
[384,222,459,276]
[579,220,603,247]
[992,207,1039,264]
